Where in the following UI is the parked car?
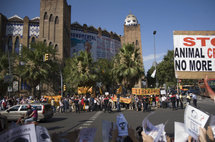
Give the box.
[0,103,53,121]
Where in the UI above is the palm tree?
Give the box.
[112,44,144,92]
[0,50,9,80]
[0,50,10,96]
[94,58,116,92]
[64,51,96,92]
[14,42,59,98]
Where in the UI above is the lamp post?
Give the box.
[153,30,158,88]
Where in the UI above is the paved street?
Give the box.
[38,96,215,141]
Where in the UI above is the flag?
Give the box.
[116,86,122,94]
[151,69,156,78]
[99,87,103,95]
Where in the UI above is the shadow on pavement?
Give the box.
[40,117,67,123]
[47,126,64,131]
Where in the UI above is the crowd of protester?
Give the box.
[0,90,214,142]
[0,91,199,114]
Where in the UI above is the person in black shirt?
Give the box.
[104,96,109,112]
[16,104,33,124]
[171,94,176,110]
[74,97,80,113]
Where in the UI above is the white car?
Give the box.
[0,103,53,121]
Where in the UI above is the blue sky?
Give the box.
[1,0,215,74]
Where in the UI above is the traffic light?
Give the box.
[63,85,66,92]
[44,54,49,61]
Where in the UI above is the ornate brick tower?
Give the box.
[121,13,144,88]
[39,0,71,62]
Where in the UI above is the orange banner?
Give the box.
[78,87,93,94]
[112,95,131,104]
[132,88,160,95]
[43,95,62,105]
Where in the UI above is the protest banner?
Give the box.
[43,95,61,105]
[78,87,93,94]
[173,31,215,79]
[132,88,160,95]
[112,95,131,104]
[184,105,209,140]
[0,124,37,142]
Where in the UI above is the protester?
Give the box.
[51,98,56,113]
[16,104,33,125]
[170,94,176,110]
[186,94,191,105]
[192,93,197,107]
[24,106,38,124]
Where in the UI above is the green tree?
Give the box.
[146,66,156,88]
[153,50,177,88]
[0,50,10,96]
[63,51,96,92]
[14,42,59,98]
[94,58,116,92]
[112,44,144,92]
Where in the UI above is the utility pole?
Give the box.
[153,30,158,88]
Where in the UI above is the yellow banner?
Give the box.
[78,87,93,94]
[112,95,131,104]
[43,95,62,105]
[116,86,122,94]
[132,88,160,95]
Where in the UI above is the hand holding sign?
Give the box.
[184,105,209,140]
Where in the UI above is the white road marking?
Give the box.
[78,111,102,129]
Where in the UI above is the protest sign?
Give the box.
[102,120,115,142]
[116,113,128,136]
[79,128,96,142]
[209,115,215,139]
[156,124,166,142]
[112,95,131,104]
[174,122,189,142]
[173,31,215,79]
[132,88,160,95]
[36,126,52,142]
[0,124,37,142]
[142,112,165,142]
[184,105,209,140]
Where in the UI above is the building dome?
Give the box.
[124,14,138,26]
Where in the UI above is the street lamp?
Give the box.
[153,30,158,88]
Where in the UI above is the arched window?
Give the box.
[55,16,59,24]
[43,12,48,38]
[7,36,12,53]
[15,37,20,55]
[49,42,52,46]
[44,39,47,45]
[31,37,35,43]
[54,44,58,51]
[29,37,35,49]
[54,16,59,42]
[48,14,53,40]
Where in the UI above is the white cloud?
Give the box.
[143,52,166,62]
[143,52,166,73]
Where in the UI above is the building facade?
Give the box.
[0,0,144,94]
[70,23,121,61]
